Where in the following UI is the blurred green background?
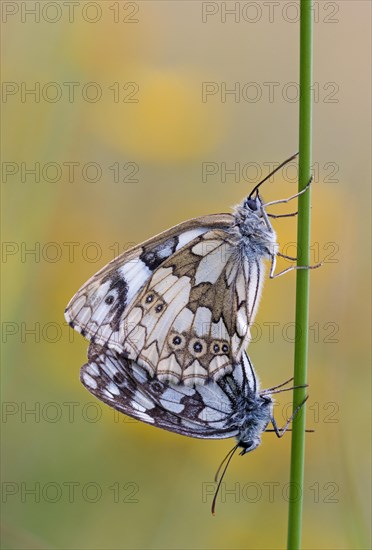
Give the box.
[1,2,371,549]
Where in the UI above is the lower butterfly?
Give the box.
[81,344,306,513]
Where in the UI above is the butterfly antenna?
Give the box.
[248,152,299,199]
[260,376,294,393]
[211,444,239,515]
[214,444,237,483]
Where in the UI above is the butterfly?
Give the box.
[65,153,313,386]
[81,343,304,512]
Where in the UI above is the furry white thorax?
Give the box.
[236,394,273,454]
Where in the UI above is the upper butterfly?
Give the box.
[65,153,306,386]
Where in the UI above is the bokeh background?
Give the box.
[1,1,371,549]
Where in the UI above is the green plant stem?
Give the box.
[287,1,313,549]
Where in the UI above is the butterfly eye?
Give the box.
[105,295,115,305]
[261,395,272,404]
[145,294,155,304]
[245,198,259,211]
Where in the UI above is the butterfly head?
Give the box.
[237,191,269,224]
[234,193,276,254]
[234,152,299,248]
[243,192,263,214]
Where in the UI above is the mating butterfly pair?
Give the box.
[65,153,314,509]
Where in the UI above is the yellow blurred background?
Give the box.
[1,2,371,549]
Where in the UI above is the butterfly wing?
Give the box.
[66,213,265,386]
[65,214,233,347]
[120,229,264,385]
[80,344,256,439]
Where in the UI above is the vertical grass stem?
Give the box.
[287,1,313,548]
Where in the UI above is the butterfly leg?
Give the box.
[267,211,298,219]
[270,263,322,279]
[262,383,308,397]
[260,376,294,393]
[260,377,308,396]
[277,251,298,262]
[269,254,322,279]
[263,175,313,209]
[266,427,315,434]
[269,396,309,438]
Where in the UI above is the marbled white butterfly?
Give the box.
[65,153,315,386]
[81,343,304,512]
